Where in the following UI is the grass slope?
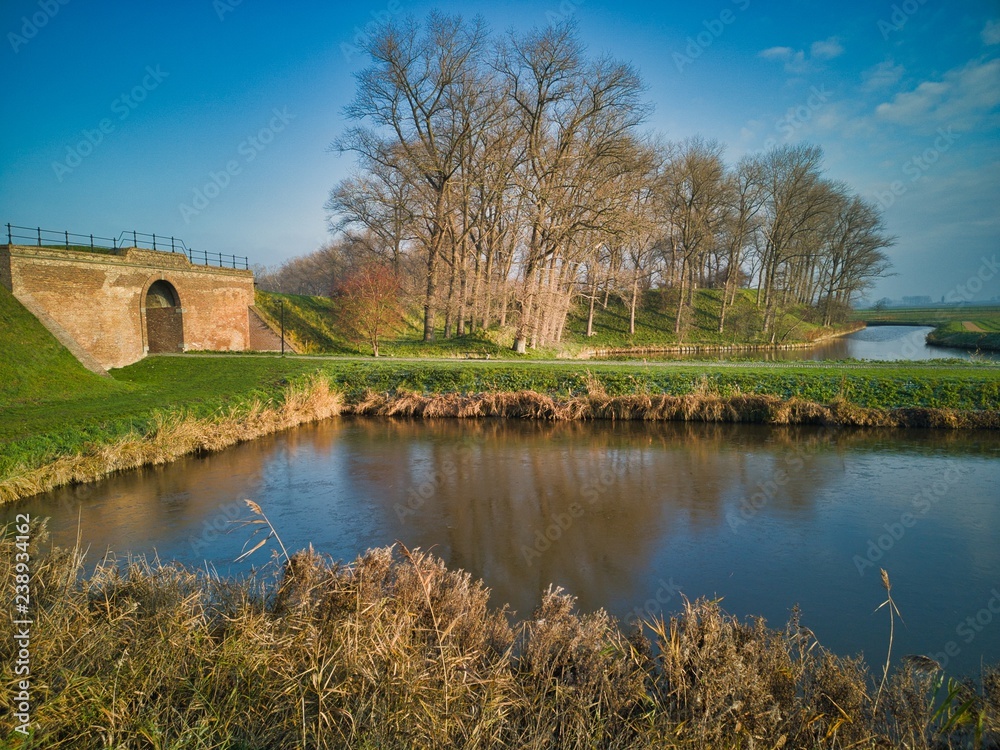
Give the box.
[259,287,856,358]
[0,285,122,405]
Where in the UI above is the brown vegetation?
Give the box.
[345,389,999,430]
[2,528,996,748]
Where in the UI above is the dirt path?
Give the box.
[963,321,985,332]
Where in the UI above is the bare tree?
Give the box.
[336,12,490,341]
[498,22,649,351]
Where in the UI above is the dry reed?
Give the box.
[1,526,996,749]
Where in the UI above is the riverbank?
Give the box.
[1,356,998,504]
[855,305,1000,353]
[2,529,996,748]
[926,320,1000,352]
[573,321,866,359]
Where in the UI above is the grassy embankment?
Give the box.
[2,525,997,749]
[2,354,998,503]
[255,287,863,358]
[855,305,1000,352]
[2,284,999,502]
[3,290,999,747]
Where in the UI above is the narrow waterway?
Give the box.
[5,418,998,677]
[595,324,1000,361]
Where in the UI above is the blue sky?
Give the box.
[2,0,998,301]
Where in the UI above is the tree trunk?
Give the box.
[629,276,639,336]
[423,246,438,341]
[586,276,597,337]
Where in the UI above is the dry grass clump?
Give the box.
[2,523,998,749]
[0,375,342,504]
[341,390,998,432]
[367,389,995,447]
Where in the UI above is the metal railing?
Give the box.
[6,223,119,251]
[5,223,248,270]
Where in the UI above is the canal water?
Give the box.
[5,418,998,677]
[595,324,1000,362]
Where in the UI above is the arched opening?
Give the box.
[144,280,184,353]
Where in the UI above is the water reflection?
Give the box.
[4,418,999,676]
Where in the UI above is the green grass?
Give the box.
[562,288,843,349]
[2,354,998,482]
[926,320,1000,352]
[254,290,356,354]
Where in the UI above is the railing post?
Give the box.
[37,227,41,246]
[6,223,10,244]
[65,230,69,249]
[90,234,94,248]
[171,236,175,253]
[152,233,157,250]
[133,230,137,247]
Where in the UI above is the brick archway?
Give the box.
[143,279,184,353]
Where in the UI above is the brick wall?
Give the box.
[0,244,255,369]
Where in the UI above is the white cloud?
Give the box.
[810,37,843,60]
[862,59,905,92]
[875,57,1000,131]
[759,46,794,60]
[983,19,1000,45]
[758,37,843,74]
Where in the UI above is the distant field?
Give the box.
[853,305,1000,325]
